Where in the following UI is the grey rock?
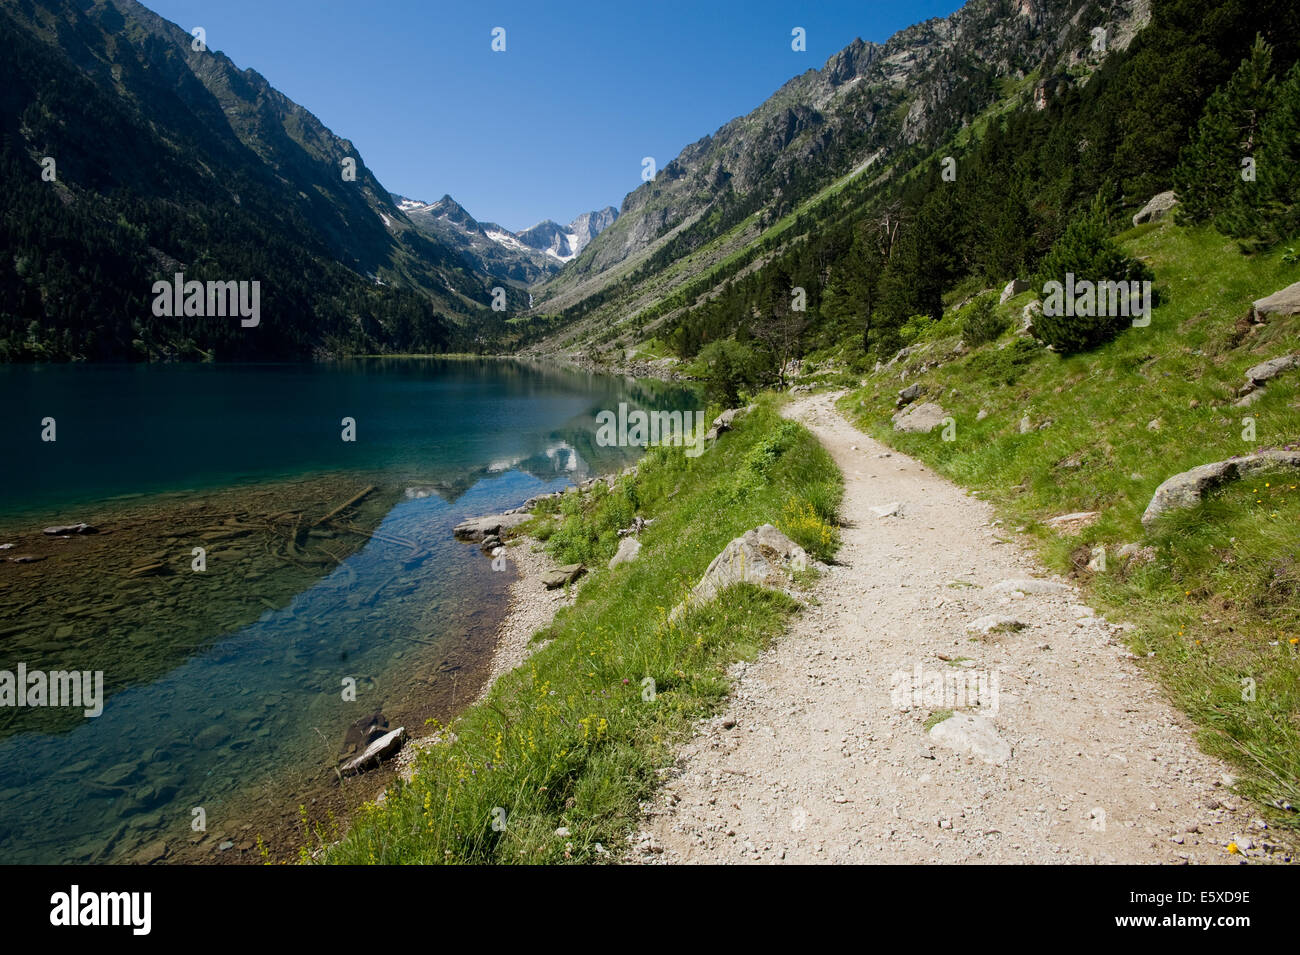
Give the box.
[340,726,407,776]
[541,563,585,589]
[43,523,96,535]
[928,712,1012,764]
[897,382,922,407]
[892,402,947,434]
[1142,450,1300,525]
[705,406,749,442]
[1044,511,1099,532]
[1019,300,1042,336]
[453,512,531,542]
[1244,353,1300,387]
[608,537,642,569]
[669,524,810,622]
[1132,190,1178,226]
[999,278,1032,304]
[1252,280,1300,320]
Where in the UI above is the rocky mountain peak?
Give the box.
[823,37,881,86]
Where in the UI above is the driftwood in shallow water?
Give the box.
[314,485,376,527]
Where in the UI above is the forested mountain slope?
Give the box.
[0,0,506,361]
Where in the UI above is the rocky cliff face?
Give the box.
[515,207,620,262]
[566,207,619,252]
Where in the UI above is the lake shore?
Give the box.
[185,496,583,865]
[0,358,699,865]
[391,535,576,783]
[315,397,840,863]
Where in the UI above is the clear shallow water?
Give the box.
[0,359,698,863]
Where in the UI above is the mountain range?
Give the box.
[394,194,618,285]
[3,0,1291,367]
[0,0,504,359]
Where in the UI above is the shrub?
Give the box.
[544,479,638,566]
[740,421,801,478]
[959,295,1008,346]
[1033,197,1154,354]
[899,313,936,343]
[802,481,840,526]
[966,336,1042,386]
[780,494,838,563]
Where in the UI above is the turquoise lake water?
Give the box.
[0,358,698,863]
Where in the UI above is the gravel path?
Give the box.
[630,391,1283,865]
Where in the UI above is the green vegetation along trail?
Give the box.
[633,392,1272,864]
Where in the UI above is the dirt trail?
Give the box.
[633,391,1272,864]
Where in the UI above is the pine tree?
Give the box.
[1250,60,1300,245]
[1034,195,1154,354]
[1173,36,1277,226]
[820,230,877,351]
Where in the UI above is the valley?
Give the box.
[1,0,1299,873]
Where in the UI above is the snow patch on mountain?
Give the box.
[554,233,581,262]
[392,191,618,281]
[486,229,532,254]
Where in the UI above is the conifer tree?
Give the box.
[1034,195,1154,354]
[1173,35,1277,226]
[1249,60,1300,245]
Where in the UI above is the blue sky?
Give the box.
[144,1,962,232]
